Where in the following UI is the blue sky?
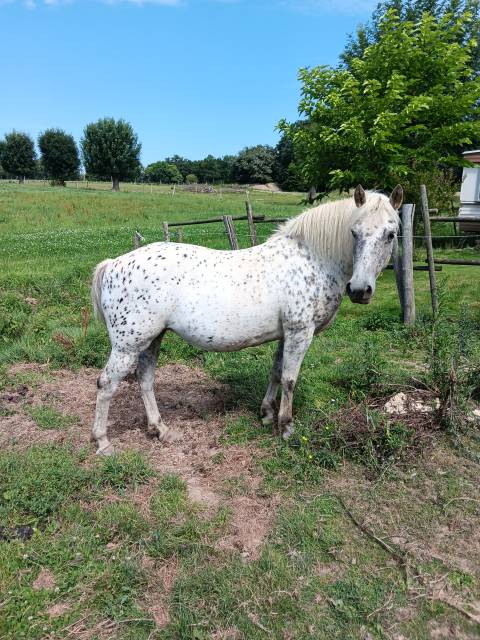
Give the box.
[0,0,377,164]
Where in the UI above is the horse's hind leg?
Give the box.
[136,333,181,444]
[92,349,138,456]
[260,340,284,427]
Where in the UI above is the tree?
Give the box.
[185,173,198,183]
[38,129,80,186]
[280,10,480,203]
[1,132,36,182]
[164,155,195,180]
[232,145,276,184]
[81,118,141,191]
[272,128,308,192]
[144,161,183,184]
[341,0,480,75]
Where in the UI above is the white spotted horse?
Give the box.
[91,185,402,455]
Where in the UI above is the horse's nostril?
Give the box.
[366,285,372,295]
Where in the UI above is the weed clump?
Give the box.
[338,338,387,399]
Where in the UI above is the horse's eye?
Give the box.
[351,229,358,239]
[387,232,395,242]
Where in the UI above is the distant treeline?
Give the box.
[0,120,307,192]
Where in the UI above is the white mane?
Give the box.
[275,193,399,263]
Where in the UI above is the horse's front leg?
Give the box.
[278,326,314,440]
[260,340,284,427]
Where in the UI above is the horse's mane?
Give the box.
[274,193,399,263]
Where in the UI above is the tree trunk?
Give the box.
[307,186,317,204]
[112,177,120,191]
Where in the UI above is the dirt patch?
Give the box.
[217,492,280,558]
[143,556,179,629]
[32,567,56,591]
[47,601,71,618]
[428,620,480,639]
[1,362,278,559]
[251,182,281,192]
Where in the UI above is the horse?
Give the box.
[91,185,402,455]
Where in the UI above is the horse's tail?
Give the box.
[91,259,112,324]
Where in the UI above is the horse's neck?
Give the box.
[271,234,353,288]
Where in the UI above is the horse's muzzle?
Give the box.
[346,283,373,305]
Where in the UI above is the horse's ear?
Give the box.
[354,184,366,208]
[389,185,403,210]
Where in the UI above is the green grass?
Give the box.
[0,182,479,639]
[24,404,77,430]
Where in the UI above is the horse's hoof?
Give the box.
[147,424,161,438]
[282,424,295,441]
[159,428,182,444]
[96,443,115,456]
[261,416,274,427]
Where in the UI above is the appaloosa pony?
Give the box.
[91,185,402,455]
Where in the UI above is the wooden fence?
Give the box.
[129,187,479,326]
[420,184,480,318]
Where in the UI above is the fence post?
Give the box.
[392,236,405,317]
[133,231,144,249]
[400,204,416,324]
[245,201,258,246]
[162,222,170,242]
[223,215,239,250]
[420,184,439,318]
[177,228,183,243]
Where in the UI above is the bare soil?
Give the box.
[0,362,278,561]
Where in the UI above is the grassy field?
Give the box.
[0,182,479,639]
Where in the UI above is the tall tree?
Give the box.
[1,132,36,183]
[341,0,480,74]
[38,129,80,186]
[280,10,480,203]
[81,118,141,191]
[232,145,276,184]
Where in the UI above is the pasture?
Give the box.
[0,181,479,639]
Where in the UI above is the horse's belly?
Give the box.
[167,295,282,352]
[174,327,281,352]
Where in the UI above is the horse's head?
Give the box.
[346,185,402,305]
